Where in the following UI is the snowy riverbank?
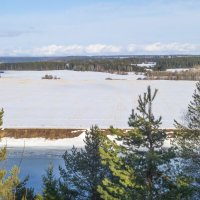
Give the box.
[1,132,86,149]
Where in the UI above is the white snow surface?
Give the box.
[1,134,172,149]
[166,68,190,72]
[0,70,196,129]
[1,132,86,149]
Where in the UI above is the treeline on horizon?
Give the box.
[1,56,200,72]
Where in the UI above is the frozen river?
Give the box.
[0,71,195,128]
[0,70,196,128]
[0,70,196,194]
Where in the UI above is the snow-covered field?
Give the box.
[0,70,196,129]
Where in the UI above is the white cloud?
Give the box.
[2,42,200,56]
[10,44,121,56]
[127,44,140,52]
[12,45,84,56]
[143,42,198,53]
[85,44,121,54]
[127,42,200,54]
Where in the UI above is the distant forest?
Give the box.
[1,56,200,72]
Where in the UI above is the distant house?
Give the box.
[131,62,156,68]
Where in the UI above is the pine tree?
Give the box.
[42,163,78,200]
[59,125,109,200]
[186,81,200,129]
[175,81,200,157]
[15,176,35,200]
[34,193,43,200]
[0,108,6,162]
[98,137,140,200]
[175,81,200,197]
[0,108,20,200]
[98,86,192,200]
[42,163,60,200]
[57,180,78,200]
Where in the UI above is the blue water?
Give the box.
[2,148,66,193]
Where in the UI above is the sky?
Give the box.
[0,0,200,56]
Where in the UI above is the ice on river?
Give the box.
[0,70,196,129]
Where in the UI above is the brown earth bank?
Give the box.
[0,128,175,140]
[0,128,86,139]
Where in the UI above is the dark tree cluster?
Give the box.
[1,56,200,73]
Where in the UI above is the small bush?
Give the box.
[42,74,60,80]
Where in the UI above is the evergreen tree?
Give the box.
[57,180,78,200]
[60,125,109,200]
[0,108,20,200]
[42,163,60,200]
[34,193,43,200]
[0,108,3,127]
[98,86,192,200]
[98,137,140,200]
[182,81,200,129]
[42,162,77,200]
[175,81,200,197]
[15,176,35,200]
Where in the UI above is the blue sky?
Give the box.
[0,0,200,56]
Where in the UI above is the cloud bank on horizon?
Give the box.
[0,0,200,56]
[5,43,200,56]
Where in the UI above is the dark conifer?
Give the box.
[60,125,108,200]
[99,86,192,199]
